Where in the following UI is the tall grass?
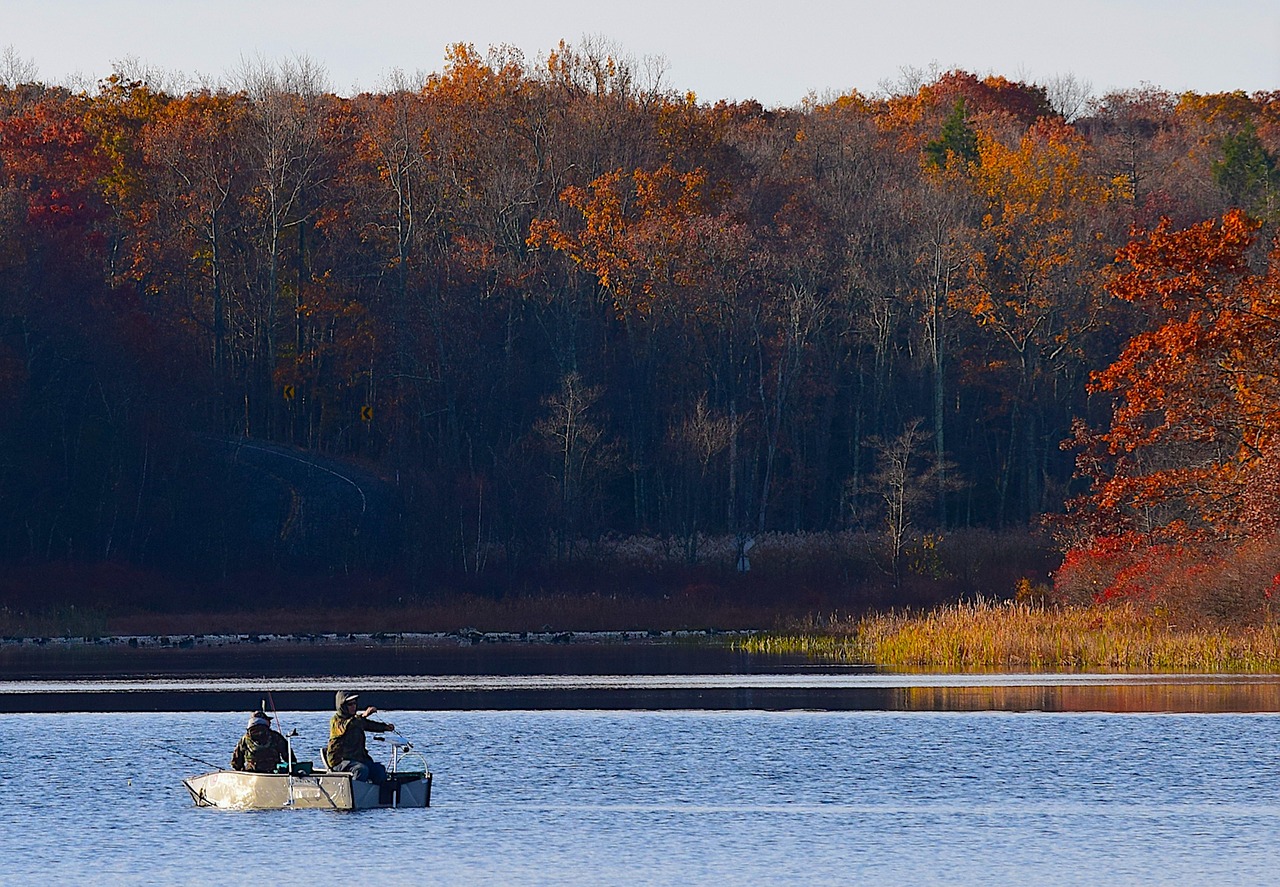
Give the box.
[742,600,1280,672]
[0,606,109,639]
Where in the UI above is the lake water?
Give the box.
[4,704,1280,885]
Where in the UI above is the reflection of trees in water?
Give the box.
[899,682,1280,713]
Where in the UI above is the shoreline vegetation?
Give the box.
[11,595,1280,674]
[0,528,1055,635]
[742,600,1280,673]
[4,531,1277,675]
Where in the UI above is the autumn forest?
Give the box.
[2,43,1279,627]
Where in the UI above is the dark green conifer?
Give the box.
[1212,121,1278,216]
[924,98,980,168]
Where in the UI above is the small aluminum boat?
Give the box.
[184,767,432,810]
[184,737,431,810]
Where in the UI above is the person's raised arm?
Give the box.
[358,708,394,732]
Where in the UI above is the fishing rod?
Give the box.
[262,691,305,806]
[263,692,300,806]
[155,741,222,771]
[265,691,286,737]
[263,692,298,762]
[371,724,427,782]
[372,731,414,750]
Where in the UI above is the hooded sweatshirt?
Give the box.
[328,697,392,766]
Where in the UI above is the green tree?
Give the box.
[1212,121,1278,217]
[924,99,979,169]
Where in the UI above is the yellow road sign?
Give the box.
[283,385,296,400]
[360,405,373,422]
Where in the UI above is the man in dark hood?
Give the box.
[327,690,395,784]
[231,711,295,773]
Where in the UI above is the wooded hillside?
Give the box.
[1,45,1276,613]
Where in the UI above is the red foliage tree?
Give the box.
[1067,210,1279,539]
[1059,210,1280,614]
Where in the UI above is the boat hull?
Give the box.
[183,769,432,810]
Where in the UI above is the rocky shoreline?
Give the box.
[2,627,749,649]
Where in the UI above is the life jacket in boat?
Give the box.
[242,732,286,773]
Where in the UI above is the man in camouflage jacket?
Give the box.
[231,712,294,773]
[328,690,395,784]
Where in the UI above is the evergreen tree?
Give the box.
[1212,121,1278,216]
[925,99,980,168]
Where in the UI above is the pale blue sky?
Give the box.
[7,0,1279,105]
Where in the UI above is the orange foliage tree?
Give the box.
[1058,210,1280,615]
[1068,209,1280,539]
[529,161,738,318]
[956,118,1117,518]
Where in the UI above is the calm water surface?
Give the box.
[3,707,1279,885]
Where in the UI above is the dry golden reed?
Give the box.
[742,600,1280,672]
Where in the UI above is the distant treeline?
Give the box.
[0,44,1276,601]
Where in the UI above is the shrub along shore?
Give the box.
[10,598,1280,673]
[740,600,1280,673]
